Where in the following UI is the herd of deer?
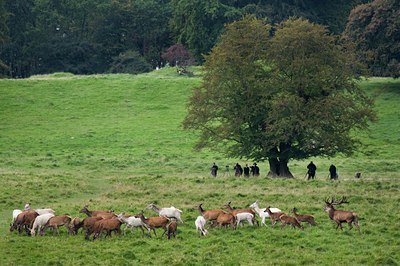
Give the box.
[9,196,360,240]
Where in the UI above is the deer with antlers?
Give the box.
[324,196,360,233]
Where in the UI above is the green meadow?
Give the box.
[0,68,399,265]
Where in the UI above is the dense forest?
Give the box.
[0,0,398,78]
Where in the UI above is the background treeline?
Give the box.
[0,0,391,78]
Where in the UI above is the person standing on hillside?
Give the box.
[251,163,260,177]
[329,164,338,180]
[211,162,219,177]
[243,164,250,177]
[306,161,317,180]
[234,163,243,177]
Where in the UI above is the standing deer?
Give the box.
[264,207,286,226]
[324,197,360,233]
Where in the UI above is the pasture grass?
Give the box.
[0,69,399,265]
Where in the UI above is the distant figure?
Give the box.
[211,163,218,177]
[355,172,362,179]
[329,164,338,180]
[243,164,250,177]
[306,161,317,180]
[224,165,230,177]
[251,163,260,177]
[234,163,243,177]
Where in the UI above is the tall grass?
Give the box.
[0,69,399,265]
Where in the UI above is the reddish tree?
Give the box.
[161,43,192,67]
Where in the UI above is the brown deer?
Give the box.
[80,205,116,219]
[222,202,256,216]
[279,214,304,230]
[42,215,72,235]
[215,212,236,230]
[197,203,225,223]
[222,202,259,226]
[324,196,360,233]
[163,221,177,239]
[137,212,169,237]
[82,216,103,240]
[11,211,39,235]
[93,217,123,240]
[291,208,316,226]
[68,217,83,235]
[264,207,286,226]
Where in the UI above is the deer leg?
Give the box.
[40,226,45,236]
[123,225,127,236]
[335,221,342,230]
[85,230,91,240]
[41,225,48,236]
[139,226,145,236]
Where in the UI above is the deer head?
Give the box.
[324,196,349,212]
[79,205,90,214]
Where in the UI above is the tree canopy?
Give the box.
[0,0,371,78]
[342,0,400,78]
[183,16,376,177]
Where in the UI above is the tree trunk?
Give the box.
[267,157,294,178]
[267,158,280,177]
[278,158,294,178]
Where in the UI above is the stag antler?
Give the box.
[324,197,333,205]
[324,196,349,205]
[331,196,349,205]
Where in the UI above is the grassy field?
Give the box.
[0,68,399,265]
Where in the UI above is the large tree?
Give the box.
[183,16,376,177]
[342,0,400,78]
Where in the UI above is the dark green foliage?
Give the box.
[0,0,378,77]
[108,50,152,74]
[170,0,242,62]
[36,39,107,74]
[342,0,400,78]
[0,0,8,44]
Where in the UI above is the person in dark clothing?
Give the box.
[234,163,243,177]
[307,161,317,180]
[211,162,218,177]
[251,163,260,177]
[329,164,338,180]
[243,164,250,177]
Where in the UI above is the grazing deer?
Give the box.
[324,197,360,233]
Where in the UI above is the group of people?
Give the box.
[306,161,338,180]
[210,162,260,178]
[211,161,339,180]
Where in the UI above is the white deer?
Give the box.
[195,216,208,236]
[249,201,282,227]
[147,203,183,223]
